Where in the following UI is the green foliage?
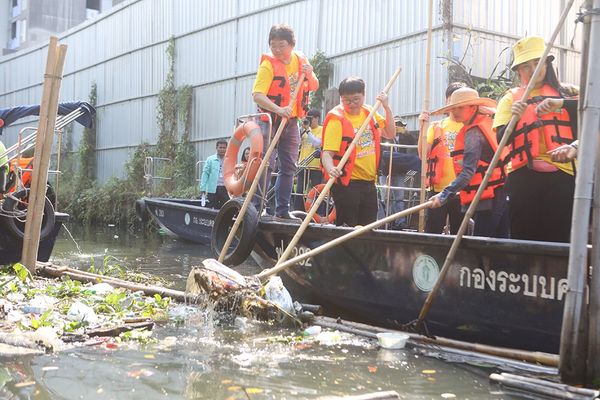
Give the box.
[11,263,31,283]
[30,309,53,330]
[156,38,178,170]
[77,82,97,189]
[308,49,332,110]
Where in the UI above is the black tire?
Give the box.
[135,199,149,222]
[1,188,56,241]
[211,197,258,266]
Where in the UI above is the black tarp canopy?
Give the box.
[0,101,96,136]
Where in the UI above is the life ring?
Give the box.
[211,197,259,266]
[304,184,336,224]
[224,122,263,197]
[0,188,55,241]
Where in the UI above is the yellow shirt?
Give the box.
[323,108,385,182]
[299,125,323,168]
[252,53,301,117]
[426,117,463,192]
[493,89,574,175]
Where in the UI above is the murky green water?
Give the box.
[0,228,527,399]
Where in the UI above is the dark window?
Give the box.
[86,0,100,11]
[12,0,18,7]
[10,22,16,39]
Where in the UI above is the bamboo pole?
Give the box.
[314,316,560,368]
[217,73,306,263]
[270,68,401,270]
[573,0,600,386]
[490,373,598,400]
[418,0,434,232]
[22,37,67,272]
[414,0,575,331]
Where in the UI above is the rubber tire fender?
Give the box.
[0,188,56,241]
[135,198,149,222]
[211,197,258,266]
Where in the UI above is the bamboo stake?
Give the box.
[256,199,430,280]
[22,37,67,272]
[414,0,575,331]
[217,73,306,263]
[566,0,600,385]
[269,68,401,272]
[418,0,434,232]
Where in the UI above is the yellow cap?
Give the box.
[511,36,554,70]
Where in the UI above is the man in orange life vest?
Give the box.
[252,24,319,221]
[321,77,395,227]
[429,88,510,238]
[418,82,466,234]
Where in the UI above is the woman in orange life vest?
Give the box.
[429,88,510,238]
[251,24,319,222]
[493,36,578,243]
[418,82,467,234]
[321,76,395,227]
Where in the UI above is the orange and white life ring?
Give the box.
[224,121,263,197]
[304,183,336,224]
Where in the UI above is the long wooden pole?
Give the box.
[414,0,575,328]
[21,37,67,271]
[217,73,305,263]
[565,0,600,385]
[418,0,434,232]
[268,68,401,271]
[256,200,430,281]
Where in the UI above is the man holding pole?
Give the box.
[252,24,319,222]
[428,87,509,238]
[321,77,395,226]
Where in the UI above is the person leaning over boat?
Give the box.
[294,109,323,210]
[429,88,510,238]
[493,36,578,243]
[252,24,319,222]
[199,140,229,209]
[0,139,7,194]
[418,82,467,234]
[321,76,395,227]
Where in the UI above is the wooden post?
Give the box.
[418,0,433,232]
[21,37,67,272]
[561,0,600,385]
[582,0,600,385]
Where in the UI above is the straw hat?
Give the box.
[511,36,554,70]
[431,87,497,116]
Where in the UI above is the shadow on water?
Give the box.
[0,227,522,399]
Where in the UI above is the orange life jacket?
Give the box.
[451,114,507,206]
[258,51,310,123]
[508,84,575,170]
[8,157,34,192]
[321,104,381,186]
[426,122,450,188]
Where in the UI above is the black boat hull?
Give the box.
[0,212,69,265]
[252,221,572,354]
[140,197,218,245]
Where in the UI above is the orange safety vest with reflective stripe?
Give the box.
[321,104,381,186]
[426,122,451,188]
[258,51,310,122]
[508,84,575,170]
[8,157,34,191]
[451,114,507,206]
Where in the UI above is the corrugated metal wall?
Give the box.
[0,0,583,183]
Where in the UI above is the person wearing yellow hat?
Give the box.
[493,36,579,243]
[429,87,509,238]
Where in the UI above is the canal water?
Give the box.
[1,228,527,399]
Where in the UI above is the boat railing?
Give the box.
[195,160,205,183]
[143,157,172,194]
[377,142,423,230]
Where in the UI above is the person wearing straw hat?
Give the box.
[252,24,319,222]
[321,76,395,227]
[418,82,467,234]
[429,87,509,238]
[493,36,578,242]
